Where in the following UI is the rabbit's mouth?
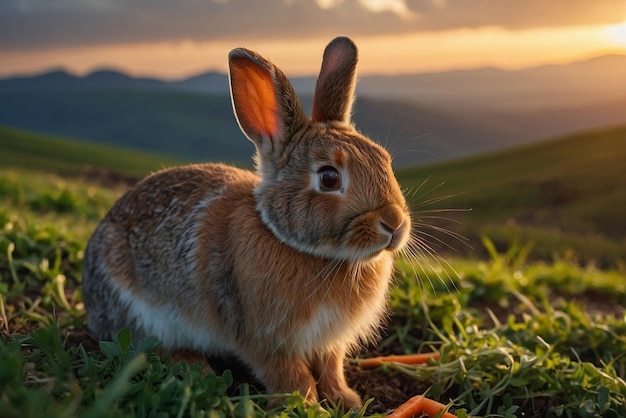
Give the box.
[324,208,411,261]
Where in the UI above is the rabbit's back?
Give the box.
[82,163,259,348]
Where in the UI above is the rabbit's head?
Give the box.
[229,37,410,262]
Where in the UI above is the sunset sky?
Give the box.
[1,0,626,79]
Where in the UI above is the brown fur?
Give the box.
[82,37,410,409]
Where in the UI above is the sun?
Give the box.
[604,21,626,46]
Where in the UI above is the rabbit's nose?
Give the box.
[380,218,400,235]
[379,204,405,233]
[379,204,410,250]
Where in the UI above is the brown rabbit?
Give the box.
[82,36,411,409]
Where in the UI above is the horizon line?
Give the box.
[2,51,625,82]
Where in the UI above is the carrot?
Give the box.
[389,395,457,418]
[389,395,423,417]
[356,352,440,368]
[419,397,457,418]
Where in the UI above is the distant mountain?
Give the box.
[357,54,626,112]
[0,68,169,92]
[1,54,625,166]
[169,71,230,94]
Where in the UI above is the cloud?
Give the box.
[0,0,624,50]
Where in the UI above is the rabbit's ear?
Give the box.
[229,48,308,165]
[311,37,358,124]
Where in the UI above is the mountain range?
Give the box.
[1,54,625,166]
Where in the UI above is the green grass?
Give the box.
[397,124,626,266]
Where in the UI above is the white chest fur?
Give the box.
[295,259,393,356]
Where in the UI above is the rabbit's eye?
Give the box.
[317,166,341,191]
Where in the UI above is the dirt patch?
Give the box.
[346,360,433,414]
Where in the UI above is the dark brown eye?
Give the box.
[317,166,341,191]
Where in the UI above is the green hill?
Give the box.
[0,125,184,179]
[397,124,626,265]
[0,90,255,164]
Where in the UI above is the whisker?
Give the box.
[409,173,435,196]
[412,223,472,250]
[305,258,343,301]
[412,214,464,225]
[409,192,466,209]
[412,228,461,252]
[406,236,460,294]
[396,172,469,298]
[405,246,442,294]
[413,208,471,215]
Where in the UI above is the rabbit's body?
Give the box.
[84,162,393,356]
[83,37,410,408]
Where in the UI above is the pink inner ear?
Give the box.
[231,58,281,143]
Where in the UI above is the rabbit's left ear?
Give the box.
[311,36,358,124]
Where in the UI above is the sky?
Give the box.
[1,0,626,79]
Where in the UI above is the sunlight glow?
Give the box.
[604,21,626,46]
[316,0,414,18]
[359,0,415,19]
[315,0,342,10]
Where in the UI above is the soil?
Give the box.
[346,355,434,414]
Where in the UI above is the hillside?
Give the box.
[0,125,182,179]
[0,90,255,165]
[396,124,626,265]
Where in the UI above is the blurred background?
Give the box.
[1,0,625,265]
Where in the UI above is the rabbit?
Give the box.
[81,36,411,409]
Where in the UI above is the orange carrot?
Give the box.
[389,395,457,418]
[419,397,457,418]
[389,395,423,417]
[357,352,440,368]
